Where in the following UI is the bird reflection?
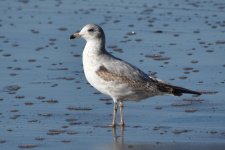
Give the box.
[112,126,125,150]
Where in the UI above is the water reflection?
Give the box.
[112,127,125,150]
[109,127,225,150]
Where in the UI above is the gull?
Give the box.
[70,24,201,127]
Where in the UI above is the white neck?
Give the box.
[83,38,106,56]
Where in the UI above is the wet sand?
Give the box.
[0,0,225,149]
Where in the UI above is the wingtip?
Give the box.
[195,91,202,96]
[169,85,202,96]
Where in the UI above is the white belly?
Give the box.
[82,52,110,96]
[82,52,131,99]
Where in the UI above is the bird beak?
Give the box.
[70,32,80,40]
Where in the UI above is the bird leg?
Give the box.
[112,102,118,128]
[119,101,125,127]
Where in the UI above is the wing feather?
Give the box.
[98,53,150,82]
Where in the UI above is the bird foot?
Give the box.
[109,123,116,128]
[108,122,125,128]
[119,122,125,128]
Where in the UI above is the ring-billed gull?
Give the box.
[70,24,201,127]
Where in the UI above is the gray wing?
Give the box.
[96,53,201,96]
[98,53,150,83]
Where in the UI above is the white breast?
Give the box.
[82,46,111,96]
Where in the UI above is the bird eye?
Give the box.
[88,28,94,32]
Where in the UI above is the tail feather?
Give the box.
[150,77,201,96]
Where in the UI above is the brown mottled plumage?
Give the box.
[96,66,147,88]
[96,65,201,96]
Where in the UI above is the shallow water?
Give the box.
[0,0,225,149]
